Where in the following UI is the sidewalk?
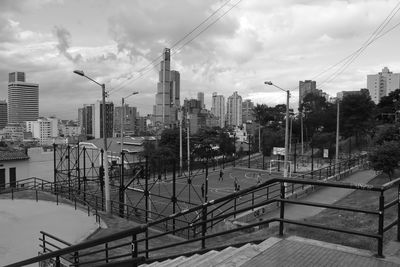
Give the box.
[267,169,377,221]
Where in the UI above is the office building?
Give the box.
[197,92,205,109]
[367,67,400,104]
[78,104,94,137]
[211,93,225,128]
[8,72,39,123]
[114,105,137,136]
[299,80,317,106]
[26,117,58,145]
[0,100,7,129]
[227,91,242,127]
[153,48,180,128]
[94,100,114,139]
[242,99,255,123]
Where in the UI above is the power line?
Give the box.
[108,0,235,96]
[317,2,400,89]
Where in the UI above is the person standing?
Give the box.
[219,169,224,181]
[201,183,205,198]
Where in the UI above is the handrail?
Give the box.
[4,154,399,266]
[5,224,147,267]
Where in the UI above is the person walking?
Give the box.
[257,173,261,184]
[201,183,205,198]
[219,169,224,181]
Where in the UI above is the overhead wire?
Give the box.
[317,1,400,89]
[108,0,236,96]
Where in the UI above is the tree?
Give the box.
[377,89,400,122]
[261,127,285,156]
[373,124,400,145]
[340,93,376,145]
[369,141,400,180]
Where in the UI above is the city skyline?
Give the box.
[1,1,400,119]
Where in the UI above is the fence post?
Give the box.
[11,188,13,200]
[201,205,207,249]
[398,184,400,242]
[74,251,79,265]
[279,182,285,236]
[378,191,384,257]
[132,233,138,262]
[105,243,109,263]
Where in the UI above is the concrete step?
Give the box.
[196,247,236,267]
[207,244,253,266]
[215,244,261,266]
[191,250,218,266]
[159,256,187,267]
[175,254,201,266]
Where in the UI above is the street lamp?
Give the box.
[74,70,111,214]
[264,81,290,179]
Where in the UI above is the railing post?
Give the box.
[36,189,38,202]
[74,251,79,266]
[378,191,384,257]
[55,256,61,267]
[11,188,13,200]
[252,192,254,210]
[105,242,109,263]
[132,233,138,267]
[398,184,400,241]
[279,182,285,236]
[201,205,207,249]
[42,232,46,253]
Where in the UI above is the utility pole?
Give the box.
[178,109,183,176]
[335,100,340,167]
[187,111,190,178]
[101,83,111,214]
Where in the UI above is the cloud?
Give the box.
[53,26,82,63]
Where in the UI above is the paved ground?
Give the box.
[244,236,400,267]
[267,169,378,221]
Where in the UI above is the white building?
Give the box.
[367,67,400,104]
[211,92,225,128]
[26,117,58,145]
[227,91,242,127]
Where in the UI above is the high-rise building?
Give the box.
[78,104,94,137]
[367,67,400,104]
[114,105,137,136]
[8,72,39,124]
[299,80,317,107]
[0,100,8,129]
[197,92,205,109]
[227,91,242,127]
[153,48,180,128]
[242,99,255,123]
[94,101,114,139]
[211,93,225,128]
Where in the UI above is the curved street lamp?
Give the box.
[74,70,111,214]
[264,81,290,179]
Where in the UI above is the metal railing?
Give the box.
[4,171,400,267]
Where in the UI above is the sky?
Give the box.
[1,0,400,120]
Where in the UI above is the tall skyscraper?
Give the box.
[227,91,242,127]
[367,67,400,104]
[153,48,180,128]
[211,93,225,128]
[197,92,205,109]
[0,100,7,129]
[78,104,94,137]
[8,72,39,124]
[242,99,255,123]
[94,100,114,139]
[299,80,317,107]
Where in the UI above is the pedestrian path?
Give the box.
[266,169,377,221]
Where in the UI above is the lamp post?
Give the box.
[335,99,340,168]
[74,70,111,214]
[264,81,290,179]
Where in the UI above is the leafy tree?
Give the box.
[300,93,335,139]
[340,93,376,145]
[373,124,400,145]
[261,127,285,156]
[369,141,400,180]
[377,89,400,122]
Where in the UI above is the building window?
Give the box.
[10,168,16,188]
[0,169,5,188]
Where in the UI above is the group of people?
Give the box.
[200,170,263,198]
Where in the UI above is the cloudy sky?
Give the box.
[1,0,400,119]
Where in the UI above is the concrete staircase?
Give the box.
[140,237,281,267]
